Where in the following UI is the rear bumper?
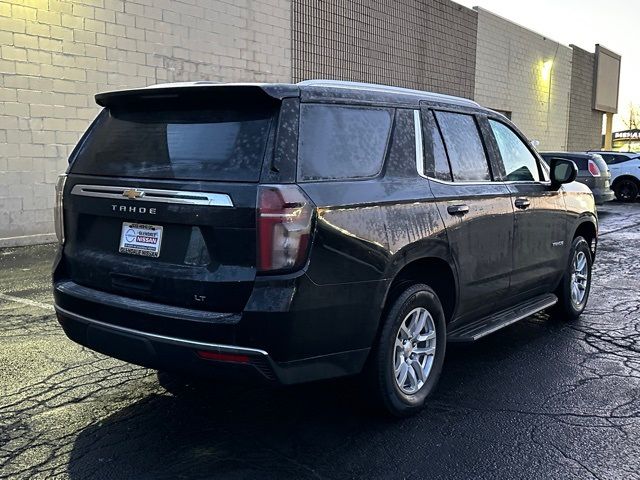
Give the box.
[592,187,615,204]
[56,304,276,381]
[53,279,374,385]
[587,176,615,204]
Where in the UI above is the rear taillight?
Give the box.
[54,174,67,245]
[588,160,601,177]
[257,184,314,273]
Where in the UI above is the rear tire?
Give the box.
[613,178,639,202]
[368,284,446,417]
[553,236,592,321]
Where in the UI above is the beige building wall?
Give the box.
[0,0,291,246]
[473,7,572,151]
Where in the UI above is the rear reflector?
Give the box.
[257,184,314,273]
[196,351,250,363]
[588,160,601,177]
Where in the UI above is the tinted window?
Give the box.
[571,156,588,170]
[425,112,452,181]
[434,111,490,182]
[601,154,637,165]
[489,119,540,181]
[71,106,274,181]
[385,109,417,176]
[541,154,586,170]
[298,104,392,181]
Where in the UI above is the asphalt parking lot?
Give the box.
[1,202,639,480]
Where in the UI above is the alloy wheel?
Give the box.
[570,250,588,306]
[394,307,437,395]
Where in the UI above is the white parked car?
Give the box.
[589,151,640,202]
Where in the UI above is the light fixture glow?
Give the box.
[540,59,553,84]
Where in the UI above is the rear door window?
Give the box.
[297,104,393,181]
[424,111,453,181]
[71,105,275,182]
[434,111,491,182]
[489,119,540,181]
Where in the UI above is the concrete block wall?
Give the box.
[0,0,291,246]
[292,0,477,99]
[567,46,602,151]
[473,7,572,151]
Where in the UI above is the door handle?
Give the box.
[447,204,469,215]
[514,198,531,209]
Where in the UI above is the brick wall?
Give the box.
[0,0,291,246]
[474,8,572,151]
[567,46,602,151]
[292,0,477,99]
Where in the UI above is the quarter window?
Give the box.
[298,104,393,181]
[434,111,491,182]
[489,119,541,182]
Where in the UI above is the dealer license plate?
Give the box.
[119,222,163,258]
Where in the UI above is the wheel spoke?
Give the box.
[413,345,436,356]
[412,309,427,338]
[398,323,411,342]
[577,255,587,272]
[411,360,426,384]
[394,349,403,369]
[417,330,436,342]
[407,363,418,389]
[396,362,409,386]
[406,311,420,337]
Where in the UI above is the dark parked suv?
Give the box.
[53,80,597,416]
[540,152,614,205]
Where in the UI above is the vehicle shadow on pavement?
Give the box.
[65,313,572,480]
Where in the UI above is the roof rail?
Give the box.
[297,79,480,107]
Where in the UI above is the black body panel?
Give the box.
[53,81,598,386]
[60,174,259,312]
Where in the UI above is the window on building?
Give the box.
[434,111,491,182]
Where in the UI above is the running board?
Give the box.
[447,294,558,342]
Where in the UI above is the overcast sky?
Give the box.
[456,0,637,130]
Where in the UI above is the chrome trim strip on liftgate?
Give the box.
[71,184,234,207]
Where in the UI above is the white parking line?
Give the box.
[0,292,55,312]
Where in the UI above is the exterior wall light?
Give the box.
[540,59,553,85]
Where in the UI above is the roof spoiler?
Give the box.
[95,83,300,108]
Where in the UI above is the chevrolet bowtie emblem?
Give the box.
[122,188,145,199]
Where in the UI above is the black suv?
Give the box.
[53,81,597,416]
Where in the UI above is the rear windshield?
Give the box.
[71,105,275,182]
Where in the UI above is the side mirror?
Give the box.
[549,158,577,189]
